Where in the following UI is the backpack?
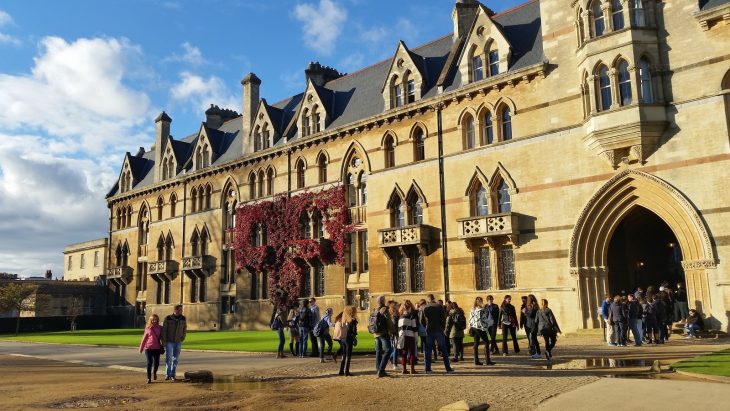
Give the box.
[367,309,387,334]
[454,311,467,330]
[313,317,328,337]
[300,307,313,328]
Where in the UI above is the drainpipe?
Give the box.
[106,203,112,314]
[181,179,187,305]
[436,105,450,301]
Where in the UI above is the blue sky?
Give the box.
[0,0,523,277]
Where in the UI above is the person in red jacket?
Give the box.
[138,314,163,384]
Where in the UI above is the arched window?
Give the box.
[464,115,476,149]
[474,184,488,216]
[300,212,311,239]
[162,158,169,180]
[384,136,395,168]
[317,154,327,184]
[406,79,416,104]
[483,112,494,145]
[164,234,173,261]
[200,228,208,256]
[257,170,265,197]
[413,128,425,161]
[611,0,624,30]
[618,60,632,106]
[121,242,129,267]
[597,65,612,111]
[170,193,177,217]
[190,187,198,213]
[314,263,325,297]
[501,107,512,141]
[631,0,646,27]
[197,185,205,212]
[392,76,403,108]
[407,193,423,225]
[202,144,210,167]
[296,160,305,189]
[195,147,203,170]
[302,108,311,137]
[126,205,133,228]
[488,50,499,76]
[472,55,484,82]
[116,208,122,230]
[311,105,321,133]
[262,124,270,149]
[577,8,586,44]
[156,197,164,220]
[359,173,368,205]
[592,1,605,37]
[638,58,653,103]
[312,209,324,239]
[497,181,511,213]
[205,184,212,210]
[253,126,261,151]
[156,236,165,261]
[347,174,357,207]
[249,173,256,199]
[138,206,149,246]
[267,168,274,195]
[191,230,200,257]
[115,244,123,266]
[391,196,405,228]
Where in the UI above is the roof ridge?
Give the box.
[492,0,539,18]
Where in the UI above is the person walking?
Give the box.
[525,294,541,359]
[498,295,520,356]
[535,299,561,360]
[298,299,314,358]
[338,305,358,376]
[674,283,689,322]
[331,311,344,363]
[309,298,321,357]
[161,304,187,381]
[484,295,500,354]
[397,300,419,374]
[314,307,334,363]
[468,297,494,366]
[270,304,287,358]
[138,314,163,384]
[371,295,394,378]
[608,295,627,346]
[419,294,454,374]
[627,294,643,347]
[445,302,466,363]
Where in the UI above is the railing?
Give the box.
[148,260,178,275]
[457,212,519,239]
[378,225,428,248]
[182,255,214,271]
[107,266,133,283]
[349,206,367,224]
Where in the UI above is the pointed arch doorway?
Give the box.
[570,170,716,328]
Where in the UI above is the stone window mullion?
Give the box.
[609,68,620,109]
[602,3,613,32]
[622,0,632,28]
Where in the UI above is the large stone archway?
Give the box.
[569,170,716,328]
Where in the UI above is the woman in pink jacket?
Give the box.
[139,314,163,383]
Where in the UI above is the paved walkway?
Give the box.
[0,341,309,376]
[538,378,730,411]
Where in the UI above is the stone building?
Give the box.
[63,238,108,281]
[0,278,106,318]
[105,0,730,331]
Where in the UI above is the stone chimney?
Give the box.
[241,73,261,154]
[205,104,240,130]
[452,0,480,42]
[154,111,172,182]
[305,62,344,87]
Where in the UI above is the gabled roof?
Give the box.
[380,41,428,92]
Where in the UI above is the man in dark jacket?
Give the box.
[674,282,689,322]
[484,295,500,353]
[419,294,454,374]
[627,294,643,346]
[373,295,393,377]
[608,296,627,346]
[162,304,187,381]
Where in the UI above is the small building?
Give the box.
[63,238,108,281]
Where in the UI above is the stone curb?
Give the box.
[672,369,730,383]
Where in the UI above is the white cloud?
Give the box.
[360,26,388,46]
[165,42,206,66]
[170,71,238,114]
[0,36,153,276]
[293,0,347,56]
[0,32,20,46]
[0,10,13,27]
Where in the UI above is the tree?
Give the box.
[66,296,84,332]
[0,282,39,335]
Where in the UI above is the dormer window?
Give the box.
[312,105,321,133]
[406,80,416,104]
[302,108,311,137]
[382,42,424,110]
[472,56,484,81]
[488,50,499,76]
[120,170,132,193]
[254,126,262,151]
[392,77,403,108]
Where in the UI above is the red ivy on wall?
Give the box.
[232,185,352,307]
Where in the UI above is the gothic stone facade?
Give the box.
[106,0,730,331]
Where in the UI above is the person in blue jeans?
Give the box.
[161,304,187,381]
[626,294,643,347]
[271,304,287,358]
[298,299,313,358]
[419,294,454,374]
[373,295,394,378]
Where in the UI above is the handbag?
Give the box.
[468,327,476,337]
[396,333,406,350]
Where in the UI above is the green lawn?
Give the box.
[671,348,730,378]
[0,329,510,354]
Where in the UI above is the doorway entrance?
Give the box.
[607,206,684,296]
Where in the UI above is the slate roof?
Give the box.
[111,0,544,197]
[699,0,730,11]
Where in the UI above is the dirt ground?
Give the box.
[2,333,727,411]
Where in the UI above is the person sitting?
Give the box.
[684,309,704,338]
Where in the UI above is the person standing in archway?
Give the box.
[608,296,627,346]
[600,295,616,346]
[674,282,689,322]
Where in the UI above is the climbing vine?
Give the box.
[232,185,351,307]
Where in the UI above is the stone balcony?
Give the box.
[457,212,519,244]
[378,224,429,248]
[182,255,215,273]
[107,266,133,284]
[148,260,178,276]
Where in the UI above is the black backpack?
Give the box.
[454,311,467,330]
[368,309,387,334]
[300,307,312,328]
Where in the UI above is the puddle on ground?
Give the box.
[208,376,267,392]
[550,357,684,370]
[606,371,706,381]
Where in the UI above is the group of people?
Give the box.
[270,293,562,377]
[138,304,187,383]
[600,281,703,347]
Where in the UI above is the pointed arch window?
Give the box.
[392,77,403,108]
[597,65,612,111]
[262,124,270,149]
[474,184,488,216]
[138,206,149,246]
[464,115,476,149]
[203,144,210,167]
[267,168,274,195]
[483,112,494,145]
[198,186,205,212]
[317,154,327,184]
[205,184,212,210]
[347,173,357,207]
[406,80,416,104]
[500,107,512,141]
[296,160,305,189]
[359,173,368,205]
[156,236,165,261]
[497,181,511,213]
[312,209,324,239]
[200,228,209,256]
[165,235,173,261]
[314,263,325,297]
[302,108,311,137]
[249,173,256,199]
[258,170,265,197]
[592,1,605,37]
[300,212,312,239]
[391,196,406,228]
[611,0,624,30]
[121,242,129,267]
[191,230,200,257]
[631,0,646,27]
[638,58,653,103]
[126,205,133,228]
[253,126,262,152]
[473,55,484,82]
[312,105,321,133]
[191,187,198,213]
[384,136,395,168]
[618,60,632,106]
[407,193,423,225]
[488,50,499,76]
[170,193,177,217]
[162,158,169,180]
[413,128,425,161]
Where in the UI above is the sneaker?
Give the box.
[474,361,484,366]
[164,376,171,381]
[425,370,433,374]
[502,352,508,357]
[446,369,455,374]
[531,353,542,359]
[608,343,617,346]
[146,378,151,384]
